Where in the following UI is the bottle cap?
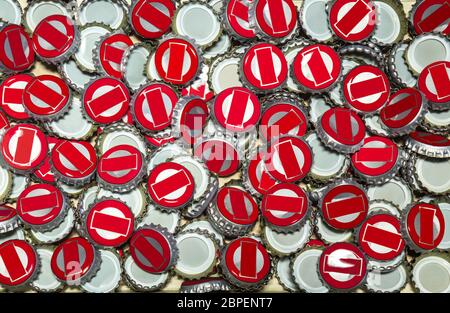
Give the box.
[318,242,368,291]
[139,204,180,233]
[147,161,195,210]
[262,220,312,256]
[299,0,333,42]
[23,75,71,121]
[405,131,450,159]
[182,219,224,247]
[0,73,33,119]
[342,65,390,114]
[261,183,310,233]
[405,33,450,75]
[0,24,35,73]
[0,205,19,234]
[264,135,313,183]
[82,77,130,124]
[171,96,209,145]
[51,139,98,186]
[401,202,445,252]
[16,183,69,232]
[78,0,128,31]
[337,42,384,67]
[129,224,178,274]
[240,43,288,93]
[46,96,96,141]
[82,198,135,247]
[147,142,186,171]
[154,36,202,86]
[175,229,218,279]
[32,14,80,64]
[31,247,63,292]
[23,0,70,32]
[409,0,450,36]
[292,44,342,93]
[316,107,366,154]
[305,133,350,182]
[129,0,176,39]
[351,136,403,185]
[0,167,12,204]
[123,253,170,291]
[367,177,412,210]
[208,52,243,95]
[30,208,75,244]
[291,247,330,293]
[411,154,450,195]
[207,183,258,238]
[368,199,400,217]
[212,87,260,133]
[411,253,450,293]
[58,60,98,94]
[364,115,389,137]
[307,96,332,125]
[328,58,360,106]
[0,124,48,174]
[379,88,427,136]
[97,144,146,193]
[121,43,151,93]
[0,228,25,244]
[365,264,408,293]
[417,61,450,111]
[318,178,369,230]
[282,40,312,92]
[222,0,256,40]
[0,0,22,26]
[386,42,417,88]
[313,210,353,244]
[74,23,111,73]
[275,257,298,292]
[180,277,232,293]
[259,95,308,141]
[51,237,101,285]
[0,239,40,289]
[93,32,133,79]
[220,237,272,290]
[173,1,221,48]
[80,249,122,293]
[7,174,30,203]
[242,148,278,197]
[371,0,407,46]
[328,0,376,42]
[432,198,450,250]
[250,0,298,41]
[131,83,178,133]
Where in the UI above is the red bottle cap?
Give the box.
[0,24,35,72]
[0,74,33,120]
[0,240,38,287]
[130,0,176,39]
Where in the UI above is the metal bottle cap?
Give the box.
[240,42,288,93]
[432,198,450,250]
[386,42,417,88]
[173,1,221,48]
[0,239,40,289]
[130,224,178,274]
[97,144,146,193]
[0,205,19,234]
[367,177,413,211]
[368,199,400,217]
[80,249,122,293]
[220,236,272,290]
[412,154,450,195]
[371,0,407,46]
[338,42,384,67]
[58,60,98,94]
[409,0,450,36]
[0,0,22,27]
[175,229,218,279]
[31,247,63,293]
[417,60,450,111]
[0,24,35,74]
[0,124,48,174]
[7,174,30,203]
[318,242,368,291]
[74,23,111,73]
[32,14,80,64]
[364,114,390,137]
[276,257,298,292]
[82,77,130,124]
[292,44,342,94]
[207,182,258,238]
[129,0,176,39]
[147,141,186,171]
[24,0,71,32]
[171,96,209,145]
[316,107,366,154]
[307,96,332,126]
[405,131,450,159]
[365,264,408,293]
[313,210,353,244]
[242,148,278,197]
[30,208,75,244]
[182,219,224,247]
[50,236,101,285]
[282,40,312,92]
[262,220,312,256]
[328,58,360,106]
[328,0,377,42]
[138,204,180,233]
[402,202,446,253]
[305,132,350,182]
[78,0,128,31]
[222,0,256,40]
[291,247,329,293]
[180,277,232,293]
[299,0,333,42]
[351,136,404,185]
[121,43,151,93]
[411,253,450,293]
[16,183,69,232]
[123,253,170,291]
[405,33,450,75]
[208,52,243,95]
